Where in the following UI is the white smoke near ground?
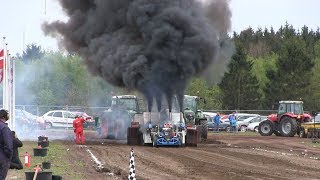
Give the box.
[42,0,233,112]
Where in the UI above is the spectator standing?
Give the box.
[0,109,13,179]
[213,112,221,132]
[10,131,23,170]
[229,112,237,133]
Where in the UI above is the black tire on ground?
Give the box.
[299,128,307,138]
[274,131,282,136]
[199,120,208,140]
[279,116,298,137]
[258,120,274,136]
[196,125,203,143]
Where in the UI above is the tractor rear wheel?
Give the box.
[258,120,274,136]
[280,116,298,137]
[199,120,208,140]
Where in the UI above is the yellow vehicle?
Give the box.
[299,121,320,138]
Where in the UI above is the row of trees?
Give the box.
[2,23,320,112]
[186,24,320,111]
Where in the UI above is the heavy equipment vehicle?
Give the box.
[127,94,207,147]
[183,95,208,140]
[134,109,186,147]
[258,101,311,137]
[299,114,320,138]
[99,95,143,139]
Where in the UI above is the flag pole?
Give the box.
[2,37,8,111]
[11,55,15,130]
[2,37,14,130]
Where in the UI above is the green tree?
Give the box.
[185,78,222,110]
[21,43,45,62]
[250,53,278,107]
[219,44,261,110]
[304,57,320,111]
[264,37,314,108]
[15,52,113,107]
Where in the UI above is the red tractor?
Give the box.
[258,101,311,137]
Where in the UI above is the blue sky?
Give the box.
[0,0,319,55]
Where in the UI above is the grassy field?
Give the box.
[7,141,85,180]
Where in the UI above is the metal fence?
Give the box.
[201,109,278,116]
[15,105,278,117]
[15,105,110,117]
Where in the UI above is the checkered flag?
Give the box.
[128,147,136,180]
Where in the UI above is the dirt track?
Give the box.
[58,130,320,180]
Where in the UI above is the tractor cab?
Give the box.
[278,101,304,116]
[111,95,147,116]
[183,95,205,119]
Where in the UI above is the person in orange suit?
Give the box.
[73,115,86,145]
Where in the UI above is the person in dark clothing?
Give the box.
[10,131,23,170]
[0,109,13,180]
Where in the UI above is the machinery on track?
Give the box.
[99,95,142,139]
[299,114,320,138]
[127,95,207,147]
[258,101,311,137]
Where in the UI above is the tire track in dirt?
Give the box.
[89,144,188,180]
[62,132,320,180]
[195,145,320,179]
[86,142,320,180]
[158,146,284,180]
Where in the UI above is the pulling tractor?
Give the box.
[258,101,311,137]
[183,95,208,141]
[127,95,208,147]
[99,95,141,139]
[129,110,187,147]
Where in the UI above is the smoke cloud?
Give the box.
[42,0,232,111]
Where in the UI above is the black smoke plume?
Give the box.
[42,0,232,111]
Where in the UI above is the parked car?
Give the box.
[246,116,268,132]
[203,112,217,120]
[236,113,260,121]
[237,115,261,132]
[37,110,76,128]
[208,118,231,132]
[220,120,232,131]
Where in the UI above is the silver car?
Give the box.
[237,115,263,132]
